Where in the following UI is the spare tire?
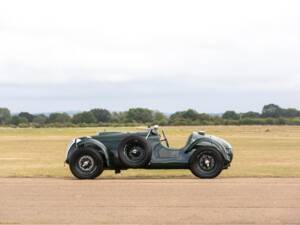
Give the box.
[118,135,152,168]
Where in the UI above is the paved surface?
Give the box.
[0,178,300,225]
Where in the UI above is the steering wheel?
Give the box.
[161,130,170,148]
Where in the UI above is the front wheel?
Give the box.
[69,147,104,179]
[189,149,224,179]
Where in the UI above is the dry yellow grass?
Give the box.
[0,126,299,178]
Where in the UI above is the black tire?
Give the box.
[189,148,224,179]
[118,135,152,168]
[69,147,104,179]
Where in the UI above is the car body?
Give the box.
[65,126,233,179]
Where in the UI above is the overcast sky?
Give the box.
[0,0,299,113]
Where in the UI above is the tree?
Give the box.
[241,111,260,118]
[282,108,300,118]
[90,108,111,123]
[182,109,199,120]
[222,111,239,120]
[72,111,97,124]
[0,108,11,124]
[198,113,210,121]
[48,113,71,123]
[110,111,126,123]
[126,108,154,123]
[10,115,20,125]
[169,109,210,125]
[18,112,34,122]
[10,115,28,125]
[33,114,48,125]
[153,111,168,125]
[262,104,282,118]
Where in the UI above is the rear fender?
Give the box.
[185,137,227,160]
[185,137,215,153]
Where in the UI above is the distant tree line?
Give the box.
[1,104,300,127]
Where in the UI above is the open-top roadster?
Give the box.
[65,126,233,179]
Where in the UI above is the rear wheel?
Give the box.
[189,149,224,179]
[118,135,152,168]
[69,147,104,179]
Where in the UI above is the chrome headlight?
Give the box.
[65,139,80,159]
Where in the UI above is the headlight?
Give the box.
[75,138,82,144]
[65,139,79,159]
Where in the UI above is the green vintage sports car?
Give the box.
[65,126,233,179]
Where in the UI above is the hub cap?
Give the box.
[78,155,95,172]
[199,154,215,171]
[124,143,145,162]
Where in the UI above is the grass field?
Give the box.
[0,126,299,178]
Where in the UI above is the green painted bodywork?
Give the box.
[65,129,233,171]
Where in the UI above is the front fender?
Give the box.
[65,138,110,167]
[185,137,229,162]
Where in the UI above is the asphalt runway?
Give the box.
[0,178,299,225]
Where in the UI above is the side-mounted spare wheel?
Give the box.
[189,148,224,179]
[69,147,104,179]
[118,135,152,168]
